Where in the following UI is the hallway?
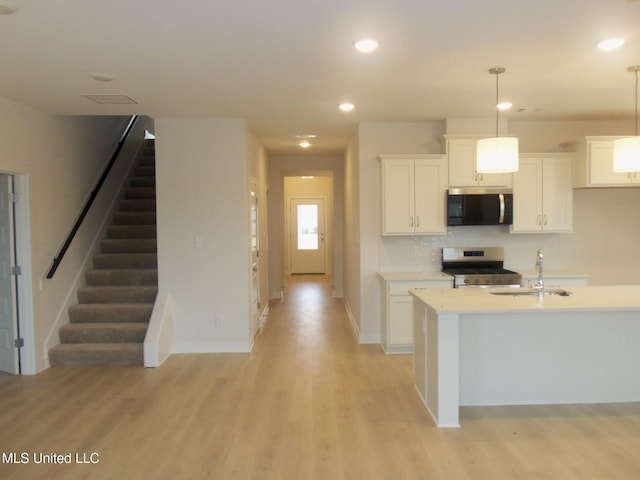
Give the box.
[1,275,640,479]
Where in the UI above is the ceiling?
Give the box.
[1,0,639,153]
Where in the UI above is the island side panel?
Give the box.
[428,310,460,427]
[413,298,461,428]
[459,310,640,406]
[413,301,427,407]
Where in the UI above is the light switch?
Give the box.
[194,235,204,248]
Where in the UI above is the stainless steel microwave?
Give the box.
[446,188,513,226]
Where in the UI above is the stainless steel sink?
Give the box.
[490,288,572,297]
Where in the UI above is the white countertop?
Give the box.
[410,284,640,314]
[377,271,453,282]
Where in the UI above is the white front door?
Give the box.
[0,174,19,374]
[290,198,325,274]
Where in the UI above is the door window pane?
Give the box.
[297,204,318,250]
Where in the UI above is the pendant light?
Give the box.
[477,67,519,173]
[613,66,640,173]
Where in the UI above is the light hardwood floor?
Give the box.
[1,275,640,479]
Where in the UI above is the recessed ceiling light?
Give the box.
[497,101,513,110]
[354,39,379,53]
[293,134,317,139]
[92,73,115,82]
[299,141,311,148]
[339,103,355,112]
[597,38,624,51]
[0,1,17,14]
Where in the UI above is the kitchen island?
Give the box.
[410,285,640,427]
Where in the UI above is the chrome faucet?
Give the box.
[533,249,544,297]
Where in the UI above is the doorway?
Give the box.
[289,197,326,274]
[0,174,20,374]
[278,172,336,296]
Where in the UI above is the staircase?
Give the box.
[49,140,158,367]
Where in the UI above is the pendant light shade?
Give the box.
[477,136,519,173]
[613,66,640,173]
[477,67,519,173]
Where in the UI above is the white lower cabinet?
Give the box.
[379,276,453,354]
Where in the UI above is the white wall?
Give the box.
[155,119,252,352]
[0,95,140,372]
[350,119,640,345]
[268,153,344,299]
[343,136,361,337]
[356,122,446,343]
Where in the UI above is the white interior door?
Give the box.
[290,198,325,274]
[0,174,19,374]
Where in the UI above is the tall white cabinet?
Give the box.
[511,154,574,233]
[379,154,448,235]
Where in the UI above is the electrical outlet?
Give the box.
[214,314,224,326]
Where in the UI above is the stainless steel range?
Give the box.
[442,247,522,288]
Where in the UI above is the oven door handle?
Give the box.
[498,193,505,224]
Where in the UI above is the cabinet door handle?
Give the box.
[543,214,548,225]
[416,216,420,227]
[410,216,414,227]
[537,214,542,225]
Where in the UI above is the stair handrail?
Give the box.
[46,115,139,279]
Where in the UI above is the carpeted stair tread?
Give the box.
[85,269,158,286]
[106,225,157,239]
[99,239,157,254]
[112,211,156,225]
[129,177,155,188]
[78,286,158,304]
[93,253,157,269]
[134,166,155,177]
[59,322,148,343]
[69,304,154,323]
[118,199,156,212]
[49,343,143,367]
[125,188,156,200]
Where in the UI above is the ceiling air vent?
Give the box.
[83,94,138,105]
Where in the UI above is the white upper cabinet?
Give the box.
[380,154,448,235]
[572,137,640,187]
[444,137,513,188]
[511,154,574,233]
